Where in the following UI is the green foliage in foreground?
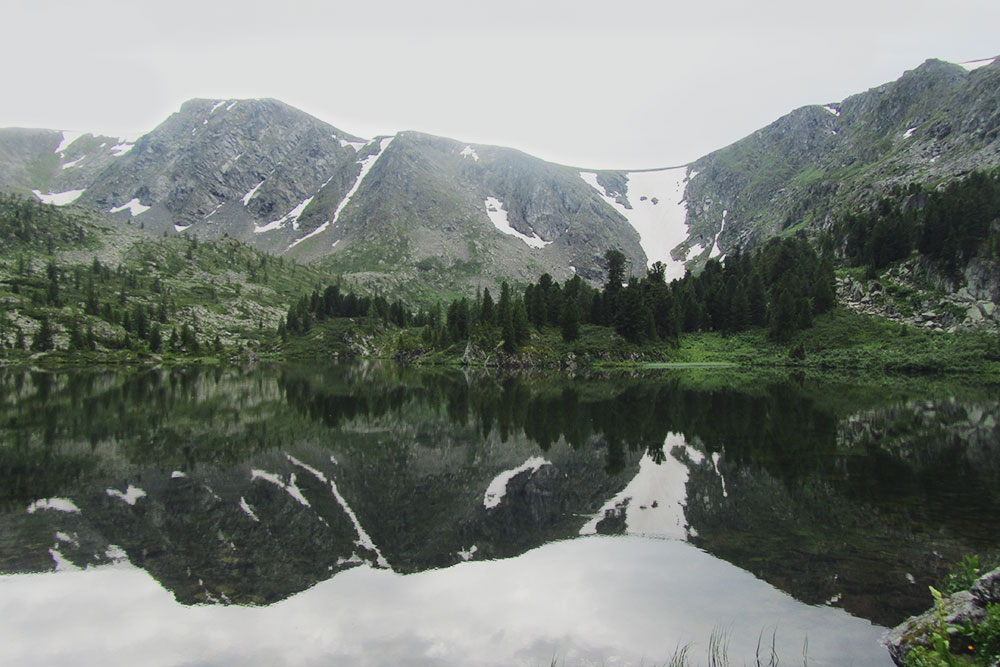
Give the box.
[903,556,1000,667]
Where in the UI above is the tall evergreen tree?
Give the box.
[31,317,54,352]
[561,296,580,342]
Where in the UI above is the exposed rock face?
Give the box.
[837,257,1000,332]
[296,131,645,292]
[884,567,1000,666]
[76,98,365,242]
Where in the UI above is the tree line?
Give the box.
[828,169,1000,276]
[283,235,836,351]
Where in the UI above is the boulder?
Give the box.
[971,567,1000,606]
[884,567,1000,666]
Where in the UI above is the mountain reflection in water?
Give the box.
[1,363,997,664]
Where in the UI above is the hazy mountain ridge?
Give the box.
[0,127,136,200]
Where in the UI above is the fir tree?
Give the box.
[561,297,580,342]
[31,317,54,352]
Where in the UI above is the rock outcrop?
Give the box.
[837,257,1000,332]
[884,566,1000,665]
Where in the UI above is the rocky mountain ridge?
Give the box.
[1,56,998,298]
[0,99,649,297]
[672,57,1000,269]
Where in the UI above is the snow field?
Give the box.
[579,433,692,539]
[32,189,85,206]
[580,168,691,280]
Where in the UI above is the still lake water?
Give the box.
[1,363,997,666]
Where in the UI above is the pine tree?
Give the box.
[149,324,162,353]
[501,306,516,353]
[604,249,626,293]
[68,318,87,351]
[615,285,649,343]
[513,299,531,347]
[480,288,495,326]
[46,260,60,306]
[769,287,797,342]
[561,297,580,342]
[31,317,54,352]
[747,270,767,327]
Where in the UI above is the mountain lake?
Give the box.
[1,362,997,666]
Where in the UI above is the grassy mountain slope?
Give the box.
[0,195,336,359]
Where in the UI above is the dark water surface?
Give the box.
[1,363,997,665]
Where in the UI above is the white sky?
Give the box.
[2,0,998,169]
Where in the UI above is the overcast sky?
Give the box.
[3,0,998,169]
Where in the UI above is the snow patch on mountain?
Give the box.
[903,127,917,139]
[106,485,147,506]
[484,197,551,249]
[580,168,691,280]
[210,100,226,114]
[460,145,479,161]
[579,433,692,540]
[32,189,85,206]
[242,180,265,206]
[709,209,727,259]
[27,497,80,514]
[110,140,134,157]
[337,137,368,152]
[109,198,150,217]
[251,469,310,507]
[257,195,313,234]
[712,452,728,498]
[55,131,84,154]
[239,497,259,522]
[49,548,79,572]
[55,531,79,547]
[61,156,85,170]
[823,105,841,117]
[287,136,394,250]
[484,457,550,509]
